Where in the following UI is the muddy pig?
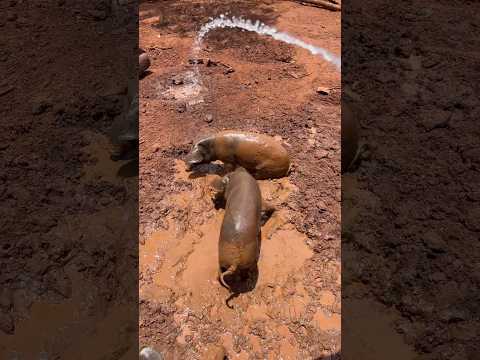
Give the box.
[139,51,151,76]
[217,167,262,294]
[185,131,290,179]
[341,102,360,173]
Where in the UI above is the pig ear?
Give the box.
[196,137,211,150]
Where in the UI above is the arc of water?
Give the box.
[192,15,341,86]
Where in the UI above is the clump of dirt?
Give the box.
[140,1,341,358]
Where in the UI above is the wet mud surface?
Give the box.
[139,1,340,359]
[1,1,138,358]
[343,1,480,359]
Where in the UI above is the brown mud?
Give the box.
[343,1,480,359]
[140,1,341,359]
[1,1,138,358]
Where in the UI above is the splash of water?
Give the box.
[192,14,341,78]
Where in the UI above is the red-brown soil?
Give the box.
[139,1,341,359]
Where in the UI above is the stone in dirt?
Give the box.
[139,347,163,360]
[205,114,214,123]
[188,58,204,65]
[176,103,187,113]
[207,59,219,67]
[224,66,235,74]
[421,110,451,132]
[172,76,184,85]
[316,86,330,95]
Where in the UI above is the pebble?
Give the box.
[172,76,184,85]
[316,86,330,95]
[176,103,186,113]
[152,144,161,153]
[139,347,163,360]
[205,114,213,123]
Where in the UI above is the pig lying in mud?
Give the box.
[216,167,262,307]
[185,131,291,180]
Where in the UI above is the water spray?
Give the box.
[191,14,341,86]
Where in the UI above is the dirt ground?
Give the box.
[1,1,138,358]
[138,1,341,359]
[343,1,480,359]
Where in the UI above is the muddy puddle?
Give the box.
[81,130,138,182]
[140,159,342,358]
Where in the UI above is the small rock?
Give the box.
[188,58,204,65]
[171,76,184,85]
[204,114,213,123]
[152,144,161,153]
[224,66,235,75]
[139,347,163,360]
[421,110,451,131]
[143,16,161,26]
[206,59,218,67]
[422,231,446,253]
[316,87,330,95]
[176,103,186,113]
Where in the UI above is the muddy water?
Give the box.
[140,160,343,358]
[0,267,135,360]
